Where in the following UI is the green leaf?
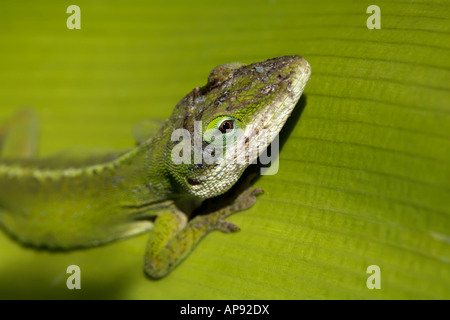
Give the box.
[0,0,448,299]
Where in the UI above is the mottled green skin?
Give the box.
[0,56,311,278]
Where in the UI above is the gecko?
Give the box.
[0,56,311,279]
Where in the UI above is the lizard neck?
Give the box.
[111,132,175,207]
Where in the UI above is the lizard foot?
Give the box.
[228,187,264,213]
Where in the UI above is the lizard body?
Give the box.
[0,56,311,278]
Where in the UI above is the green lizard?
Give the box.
[0,56,311,279]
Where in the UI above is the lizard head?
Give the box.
[166,55,311,199]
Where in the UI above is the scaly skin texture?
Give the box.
[0,56,311,278]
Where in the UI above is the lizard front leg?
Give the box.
[0,108,39,159]
[144,187,263,279]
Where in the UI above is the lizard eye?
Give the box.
[218,120,234,133]
[204,116,240,144]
